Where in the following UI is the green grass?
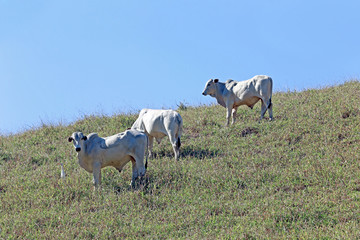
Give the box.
[1,81,360,239]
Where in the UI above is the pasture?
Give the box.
[1,81,360,239]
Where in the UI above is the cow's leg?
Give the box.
[168,131,180,160]
[133,154,146,177]
[133,153,146,186]
[148,136,154,158]
[130,159,139,188]
[92,162,102,189]
[232,108,238,125]
[260,99,268,120]
[268,99,273,121]
[225,107,232,127]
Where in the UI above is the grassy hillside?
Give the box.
[1,81,360,239]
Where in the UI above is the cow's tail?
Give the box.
[267,77,273,109]
[268,97,272,109]
[177,137,181,149]
[145,135,148,170]
[176,114,183,149]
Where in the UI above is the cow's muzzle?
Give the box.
[76,147,81,152]
[202,92,206,96]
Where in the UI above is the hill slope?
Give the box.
[1,81,360,238]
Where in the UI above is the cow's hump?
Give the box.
[225,79,237,91]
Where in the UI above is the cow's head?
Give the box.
[68,132,87,152]
[202,79,219,96]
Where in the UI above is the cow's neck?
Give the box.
[214,82,226,107]
[76,143,91,169]
[77,149,87,159]
[77,149,87,162]
[132,118,142,130]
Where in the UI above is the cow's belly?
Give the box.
[103,154,133,169]
[145,124,168,138]
[148,131,167,139]
[235,96,260,108]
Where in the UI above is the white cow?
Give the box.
[202,75,273,126]
[131,109,183,160]
[68,129,148,188]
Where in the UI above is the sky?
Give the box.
[1,0,360,135]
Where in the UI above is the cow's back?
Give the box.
[103,129,146,150]
[132,109,162,132]
[99,129,147,165]
[140,110,167,132]
[134,109,182,138]
[232,75,272,99]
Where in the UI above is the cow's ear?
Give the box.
[81,136,87,141]
[214,79,219,83]
[68,137,73,142]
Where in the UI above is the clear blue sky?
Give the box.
[1,0,359,134]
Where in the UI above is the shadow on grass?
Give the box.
[180,145,221,159]
[151,145,221,160]
[112,174,168,196]
[111,146,222,194]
